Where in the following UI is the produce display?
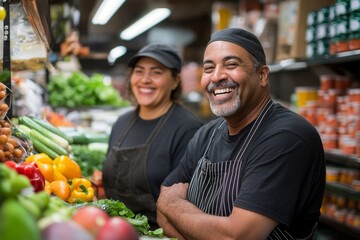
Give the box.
[0,112,166,239]
[0,2,168,238]
[0,162,165,239]
[0,46,162,237]
[47,71,130,108]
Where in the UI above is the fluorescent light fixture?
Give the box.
[92,0,126,25]
[120,8,171,40]
[108,46,127,64]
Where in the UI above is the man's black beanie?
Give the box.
[208,28,266,65]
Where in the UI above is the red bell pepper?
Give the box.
[4,161,45,192]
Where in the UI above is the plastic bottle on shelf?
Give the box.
[0,6,5,60]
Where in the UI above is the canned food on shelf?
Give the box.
[350,0,360,12]
[295,87,318,108]
[317,39,330,56]
[322,133,338,150]
[336,15,350,36]
[317,6,330,24]
[349,12,360,32]
[307,10,317,26]
[317,23,330,40]
[320,75,336,91]
[326,166,341,182]
[306,26,317,43]
[336,0,351,17]
[329,4,337,21]
[306,42,317,58]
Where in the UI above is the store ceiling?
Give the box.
[53,0,239,67]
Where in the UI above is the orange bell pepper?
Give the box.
[49,180,71,201]
[35,162,55,182]
[44,180,52,195]
[68,178,94,203]
[53,155,82,180]
[53,169,67,181]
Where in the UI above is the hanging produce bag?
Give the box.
[0,1,50,71]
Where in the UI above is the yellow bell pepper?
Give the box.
[68,178,94,204]
[53,155,82,180]
[25,153,53,165]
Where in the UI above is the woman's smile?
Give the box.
[137,86,156,94]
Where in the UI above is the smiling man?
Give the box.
[156,28,326,240]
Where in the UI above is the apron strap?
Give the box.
[234,99,274,161]
[115,109,139,145]
[146,103,175,145]
[202,120,226,158]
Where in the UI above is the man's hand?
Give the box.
[157,183,189,210]
[157,183,189,239]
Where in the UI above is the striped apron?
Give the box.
[187,100,316,240]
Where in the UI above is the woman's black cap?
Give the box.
[128,43,182,72]
[208,28,266,65]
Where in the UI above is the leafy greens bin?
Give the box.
[47,71,130,108]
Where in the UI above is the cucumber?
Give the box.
[19,116,69,150]
[30,117,73,144]
[29,129,68,156]
[30,135,60,160]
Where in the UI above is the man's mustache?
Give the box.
[206,80,239,93]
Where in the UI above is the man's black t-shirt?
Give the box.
[164,102,326,238]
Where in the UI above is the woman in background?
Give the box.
[102,43,203,229]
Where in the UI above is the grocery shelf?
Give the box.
[269,50,360,73]
[318,215,360,240]
[307,50,360,66]
[325,182,360,201]
[269,60,308,72]
[325,150,360,169]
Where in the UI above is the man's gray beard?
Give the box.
[209,97,241,117]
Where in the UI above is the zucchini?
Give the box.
[19,116,69,150]
[67,132,88,144]
[84,133,109,143]
[29,117,73,144]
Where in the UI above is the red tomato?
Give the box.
[71,206,110,236]
[96,216,139,240]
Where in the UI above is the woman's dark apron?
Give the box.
[187,100,316,240]
[104,106,174,228]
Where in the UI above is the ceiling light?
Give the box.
[108,46,127,64]
[120,8,171,40]
[92,0,126,25]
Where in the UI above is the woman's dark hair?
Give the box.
[124,66,182,106]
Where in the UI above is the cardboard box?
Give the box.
[276,0,335,61]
